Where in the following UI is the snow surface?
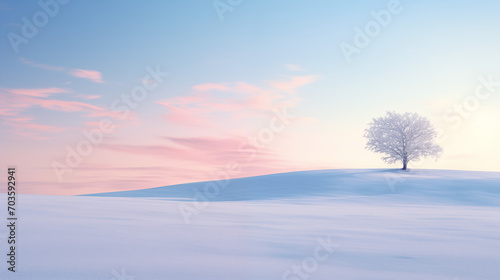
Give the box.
[1,169,499,279]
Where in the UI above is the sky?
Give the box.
[1,0,499,195]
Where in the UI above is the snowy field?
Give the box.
[1,169,499,280]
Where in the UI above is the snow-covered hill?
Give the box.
[1,169,499,280]
[87,169,500,205]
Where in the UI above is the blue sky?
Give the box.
[1,0,499,194]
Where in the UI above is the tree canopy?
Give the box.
[364,111,442,170]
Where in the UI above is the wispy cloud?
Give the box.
[9,117,65,133]
[0,88,105,114]
[155,102,211,127]
[268,75,320,93]
[286,64,305,72]
[156,75,319,127]
[0,87,69,97]
[69,69,104,83]
[1,116,66,139]
[78,94,102,100]
[19,57,65,71]
[100,136,282,168]
[0,87,117,137]
[19,58,105,83]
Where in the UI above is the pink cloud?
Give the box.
[0,108,13,116]
[36,99,104,112]
[268,75,320,93]
[84,121,101,127]
[2,116,65,139]
[100,136,281,168]
[231,82,263,94]
[17,122,65,133]
[164,111,209,127]
[156,75,319,127]
[19,58,106,84]
[0,88,125,139]
[79,94,102,100]
[69,69,104,83]
[156,101,212,127]
[1,87,69,97]
[0,89,117,123]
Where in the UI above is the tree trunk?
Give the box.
[402,157,408,170]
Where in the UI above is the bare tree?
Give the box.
[364,111,442,170]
